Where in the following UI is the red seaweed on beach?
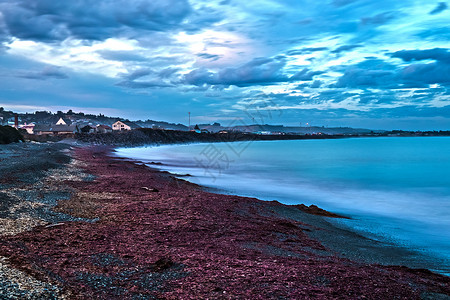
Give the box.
[0,146,449,299]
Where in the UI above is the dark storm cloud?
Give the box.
[0,0,192,42]
[17,66,68,80]
[429,2,448,15]
[391,48,450,63]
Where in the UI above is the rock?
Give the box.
[141,187,159,192]
[295,204,350,219]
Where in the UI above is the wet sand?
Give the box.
[0,143,449,299]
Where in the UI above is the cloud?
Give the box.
[429,2,448,15]
[334,53,450,89]
[334,68,398,88]
[0,0,192,42]
[197,53,222,61]
[310,80,323,88]
[401,62,450,86]
[182,5,224,32]
[17,66,68,80]
[286,47,328,56]
[331,44,363,53]
[116,80,173,89]
[360,11,398,26]
[1,0,450,130]
[158,68,180,79]
[117,67,180,88]
[290,68,323,81]
[391,48,450,63]
[183,58,324,88]
[417,27,450,41]
[123,69,153,81]
[183,68,218,86]
[331,0,359,7]
[184,57,289,87]
[97,50,147,62]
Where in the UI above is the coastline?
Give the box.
[115,141,450,274]
[0,143,449,298]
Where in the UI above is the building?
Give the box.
[33,124,78,135]
[96,124,113,133]
[56,117,68,125]
[18,123,36,134]
[112,120,140,131]
[80,125,96,133]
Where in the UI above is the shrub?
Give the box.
[0,125,24,144]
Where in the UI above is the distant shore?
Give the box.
[14,126,450,147]
[0,142,449,298]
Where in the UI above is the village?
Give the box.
[0,107,184,136]
[0,107,382,137]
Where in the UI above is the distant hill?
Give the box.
[197,123,382,135]
[1,107,381,135]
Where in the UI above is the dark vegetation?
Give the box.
[0,126,23,144]
[75,128,345,146]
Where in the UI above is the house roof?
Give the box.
[56,117,72,125]
[97,124,112,129]
[34,124,77,133]
[115,120,141,129]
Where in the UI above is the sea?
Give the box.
[116,136,450,274]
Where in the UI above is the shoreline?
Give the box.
[0,143,449,298]
[114,144,450,275]
[115,138,450,275]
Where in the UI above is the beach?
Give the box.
[0,143,449,299]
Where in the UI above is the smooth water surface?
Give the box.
[116,137,450,273]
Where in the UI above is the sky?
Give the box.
[0,0,449,130]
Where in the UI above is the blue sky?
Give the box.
[0,0,449,130]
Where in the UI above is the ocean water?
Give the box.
[116,137,450,273]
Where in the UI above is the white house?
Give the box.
[112,120,140,131]
[19,123,36,134]
[56,117,67,125]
